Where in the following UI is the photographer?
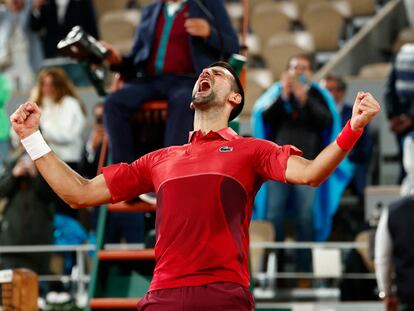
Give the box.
[252,54,334,284]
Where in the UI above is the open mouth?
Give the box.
[198,79,211,93]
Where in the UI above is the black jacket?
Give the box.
[388,195,414,304]
[0,157,54,274]
[262,86,333,159]
[29,0,99,58]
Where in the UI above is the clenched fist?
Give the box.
[10,102,41,139]
[350,92,381,131]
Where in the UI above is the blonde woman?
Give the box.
[32,67,86,218]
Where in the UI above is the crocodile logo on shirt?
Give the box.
[219,146,233,152]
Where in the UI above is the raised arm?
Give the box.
[285,92,381,186]
[10,102,111,208]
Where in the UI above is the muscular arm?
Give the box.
[286,92,380,186]
[285,141,347,186]
[10,102,111,209]
[34,152,111,208]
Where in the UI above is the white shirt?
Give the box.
[165,0,186,17]
[40,95,85,162]
[55,0,70,24]
[401,135,414,196]
[374,207,394,296]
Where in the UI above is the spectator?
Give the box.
[252,54,354,277]
[103,0,239,164]
[253,54,332,277]
[0,0,44,92]
[385,43,414,182]
[0,150,54,276]
[31,67,86,218]
[322,75,373,202]
[29,0,99,59]
[0,74,12,166]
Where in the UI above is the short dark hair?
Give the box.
[208,61,244,122]
[325,74,347,92]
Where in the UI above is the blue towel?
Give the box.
[251,82,355,241]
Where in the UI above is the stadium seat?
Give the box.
[249,221,275,275]
[262,31,314,79]
[139,0,156,7]
[291,0,329,19]
[392,26,414,53]
[93,0,130,20]
[249,0,275,11]
[301,2,345,52]
[240,75,266,119]
[358,62,391,79]
[251,3,293,49]
[249,221,277,296]
[332,0,352,19]
[226,1,243,33]
[99,10,141,54]
[346,0,376,17]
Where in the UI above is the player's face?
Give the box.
[191,66,234,107]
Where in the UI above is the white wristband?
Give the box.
[21,130,51,160]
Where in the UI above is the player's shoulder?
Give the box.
[236,136,280,148]
[143,144,186,161]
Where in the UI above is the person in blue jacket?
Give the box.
[252,54,355,277]
[103,0,240,164]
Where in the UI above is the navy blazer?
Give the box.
[117,0,239,78]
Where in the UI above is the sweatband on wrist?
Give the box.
[336,120,363,151]
[21,130,51,160]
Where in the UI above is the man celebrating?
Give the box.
[10,62,380,310]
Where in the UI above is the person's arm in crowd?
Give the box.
[262,72,294,126]
[29,0,46,31]
[285,92,380,185]
[375,207,399,311]
[188,0,239,57]
[10,102,111,209]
